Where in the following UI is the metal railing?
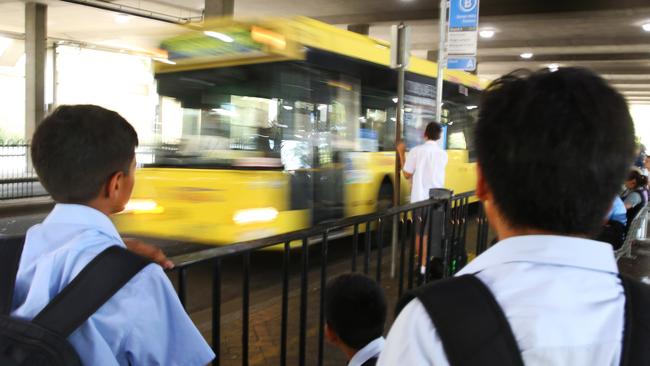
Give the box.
[168,191,489,366]
[0,145,43,200]
[616,204,649,260]
[0,144,160,200]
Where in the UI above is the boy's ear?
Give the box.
[324,323,339,345]
[476,164,491,202]
[106,171,125,199]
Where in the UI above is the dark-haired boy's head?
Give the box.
[325,273,386,352]
[475,68,635,236]
[31,105,138,206]
[424,122,442,141]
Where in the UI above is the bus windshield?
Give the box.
[152,62,360,170]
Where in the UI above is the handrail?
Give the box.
[171,196,457,268]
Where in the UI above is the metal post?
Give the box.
[436,0,448,123]
[392,23,407,278]
[204,0,234,18]
[25,2,47,141]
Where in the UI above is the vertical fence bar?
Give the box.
[178,267,187,309]
[318,232,329,366]
[351,224,359,272]
[364,220,371,275]
[376,218,384,283]
[280,241,290,366]
[398,212,407,298]
[299,238,309,366]
[212,259,221,366]
[242,253,250,366]
[417,210,425,286]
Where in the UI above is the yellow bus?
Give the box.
[113,17,483,245]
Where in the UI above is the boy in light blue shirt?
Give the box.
[10,105,215,365]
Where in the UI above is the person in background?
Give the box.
[397,122,448,275]
[11,105,215,365]
[325,273,387,366]
[621,169,648,229]
[379,68,640,365]
[596,196,627,249]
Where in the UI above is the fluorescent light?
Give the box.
[233,208,279,225]
[642,23,650,32]
[520,52,533,59]
[115,13,130,24]
[211,108,238,117]
[479,29,495,38]
[204,31,234,43]
[466,105,478,110]
[0,37,12,58]
[548,63,560,72]
[282,105,294,110]
[153,57,176,65]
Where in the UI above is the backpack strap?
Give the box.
[0,236,25,316]
[619,276,650,366]
[396,274,524,366]
[32,245,150,337]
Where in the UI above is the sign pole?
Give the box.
[391,23,409,278]
[436,0,447,123]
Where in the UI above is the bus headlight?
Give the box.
[120,199,164,214]
[233,208,279,225]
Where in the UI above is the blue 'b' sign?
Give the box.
[449,0,480,30]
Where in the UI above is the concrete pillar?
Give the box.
[25,2,47,141]
[347,24,370,35]
[204,0,234,18]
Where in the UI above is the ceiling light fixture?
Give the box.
[204,31,234,43]
[548,63,560,72]
[520,52,533,59]
[479,29,495,38]
[643,23,650,32]
[115,13,130,24]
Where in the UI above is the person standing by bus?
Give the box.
[397,121,448,275]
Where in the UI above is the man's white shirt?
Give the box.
[377,235,625,366]
[403,140,448,203]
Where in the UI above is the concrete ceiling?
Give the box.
[1,0,650,104]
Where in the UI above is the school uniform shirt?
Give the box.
[349,337,384,366]
[11,204,215,366]
[377,235,625,366]
[403,140,448,203]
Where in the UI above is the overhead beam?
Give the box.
[477,53,650,63]
[25,2,47,141]
[316,2,650,24]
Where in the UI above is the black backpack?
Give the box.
[0,237,150,366]
[396,274,650,366]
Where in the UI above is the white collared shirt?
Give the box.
[349,337,385,366]
[11,204,215,366]
[378,235,625,366]
[404,140,448,203]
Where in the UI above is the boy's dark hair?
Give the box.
[325,273,386,350]
[475,68,635,235]
[425,121,442,141]
[31,105,138,203]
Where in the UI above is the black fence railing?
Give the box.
[0,145,160,200]
[0,145,44,200]
[168,191,490,366]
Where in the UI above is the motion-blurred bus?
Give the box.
[113,17,483,245]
